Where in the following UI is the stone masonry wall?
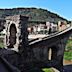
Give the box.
[4,15,29,52]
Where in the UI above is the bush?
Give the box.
[64,51,72,60]
[65,39,72,51]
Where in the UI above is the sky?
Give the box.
[0,0,72,20]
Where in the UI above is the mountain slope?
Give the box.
[0,7,68,23]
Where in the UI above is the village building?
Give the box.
[58,21,67,31]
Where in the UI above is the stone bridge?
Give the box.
[29,27,72,72]
[0,15,72,72]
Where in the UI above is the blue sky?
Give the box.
[0,0,72,20]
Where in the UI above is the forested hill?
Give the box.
[0,7,69,23]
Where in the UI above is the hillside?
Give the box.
[0,7,69,23]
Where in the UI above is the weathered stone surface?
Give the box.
[0,15,72,72]
[29,28,72,71]
[4,15,29,52]
[3,15,30,72]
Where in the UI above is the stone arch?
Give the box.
[5,15,29,52]
[8,24,17,48]
[5,21,20,52]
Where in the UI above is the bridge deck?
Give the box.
[29,27,72,45]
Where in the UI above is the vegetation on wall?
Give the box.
[0,38,4,48]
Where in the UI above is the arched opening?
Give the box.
[48,47,57,60]
[8,24,17,48]
[48,48,52,60]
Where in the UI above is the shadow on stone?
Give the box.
[63,64,72,72]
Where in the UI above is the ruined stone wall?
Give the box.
[2,15,72,72]
[4,15,29,52]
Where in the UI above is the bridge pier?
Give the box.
[30,32,70,72]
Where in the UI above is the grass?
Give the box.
[42,68,54,72]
